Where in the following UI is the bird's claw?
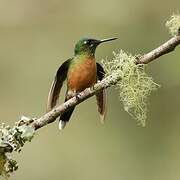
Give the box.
[90,84,97,91]
[75,93,81,100]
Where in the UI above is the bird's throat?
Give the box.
[70,54,95,69]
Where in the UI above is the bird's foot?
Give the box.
[90,84,98,91]
[75,92,81,100]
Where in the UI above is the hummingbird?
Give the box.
[46,37,117,130]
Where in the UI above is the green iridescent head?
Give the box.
[74,37,117,56]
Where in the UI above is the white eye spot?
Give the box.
[90,44,94,47]
[84,41,87,44]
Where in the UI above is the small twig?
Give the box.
[136,35,180,64]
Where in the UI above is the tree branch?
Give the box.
[137,34,180,64]
[32,34,180,130]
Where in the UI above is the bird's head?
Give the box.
[74,37,117,56]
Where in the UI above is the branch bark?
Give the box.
[137,34,180,64]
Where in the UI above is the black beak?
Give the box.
[99,37,118,43]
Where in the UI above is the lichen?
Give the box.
[166,13,180,36]
[0,154,19,179]
[0,116,35,179]
[0,153,7,178]
[102,50,160,126]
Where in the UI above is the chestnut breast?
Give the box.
[67,57,97,92]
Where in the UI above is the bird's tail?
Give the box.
[96,89,107,123]
[58,90,75,130]
[59,107,75,130]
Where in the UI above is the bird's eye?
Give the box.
[84,40,92,45]
[84,41,88,44]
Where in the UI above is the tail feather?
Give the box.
[59,107,75,123]
[96,89,107,123]
[59,120,67,130]
[58,90,75,130]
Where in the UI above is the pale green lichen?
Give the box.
[0,116,35,179]
[102,50,160,126]
[166,13,180,36]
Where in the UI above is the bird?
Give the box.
[46,37,117,130]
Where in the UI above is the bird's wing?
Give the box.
[46,58,72,112]
[96,62,107,123]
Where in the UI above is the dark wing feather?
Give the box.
[96,62,107,123]
[46,58,72,112]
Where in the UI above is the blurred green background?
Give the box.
[0,0,180,179]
